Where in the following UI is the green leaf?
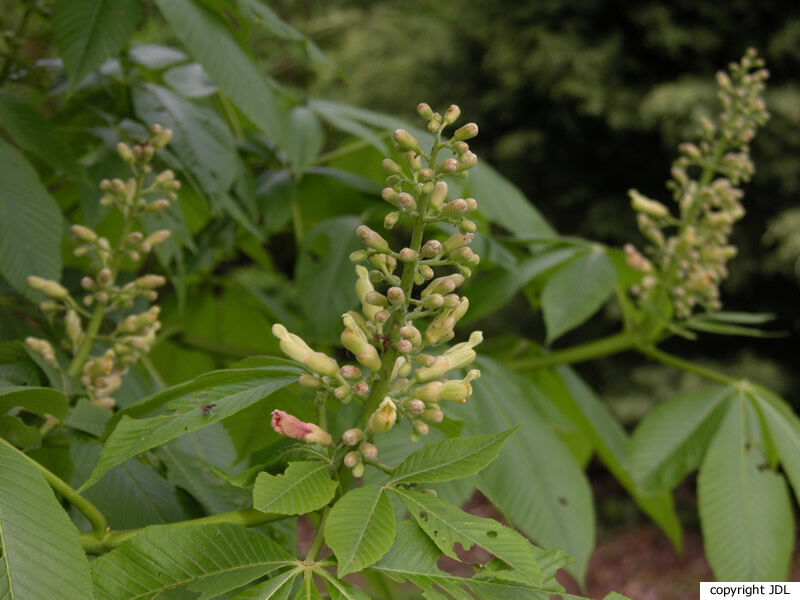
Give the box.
[0,385,69,419]
[71,437,187,529]
[372,521,565,600]
[154,0,286,146]
[164,63,218,98]
[83,368,298,490]
[0,91,82,176]
[628,385,732,494]
[0,138,62,300]
[91,523,296,599]
[541,249,616,343]
[105,360,301,434]
[254,461,337,515]
[682,317,783,338]
[64,398,111,437]
[160,445,250,514]
[393,488,543,587]
[51,0,141,85]
[464,246,580,324]
[463,161,555,237]
[324,485,396,577]
[533,367,683,550]
[295,216,361,341]
[750,383,800,504]
[603,594,634,600]
[698,393,794,580]
[230,569,299,600]
[286,106,324,178]
[389,427,517,485]
[0,415,41,449]
[0,440,94,599]
[134,83,236,196]
[459,358,595,583]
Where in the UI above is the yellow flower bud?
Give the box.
[367,398,397,434]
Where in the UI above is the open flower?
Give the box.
[271,409,332,446]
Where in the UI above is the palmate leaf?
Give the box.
[0,440,93,599]
[541,249,616,343]
[392,488,544,587]
[627,385,732,494]
[51,0,141,85]
[153,0,286,146]
[698,392,794,581]
[750,383,800,504]
[458,358,595,583]
[286,106,324,178]
[0,138,62,301]
[388,427,517,485]
[324,486,396,577]
[254,461,337,515]
[229,568,300,600]
[82,367,299,490]
[372,521,566,600]
[533,367,683,550]
[92,523,297,600]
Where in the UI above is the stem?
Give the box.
[635,343,737,385]
[304,507,330,562]
[67,303,105,378]
[509,331,636,370]
[0,437,108,535]
[80,507,286,554]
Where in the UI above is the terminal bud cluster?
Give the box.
[272,104,485,477]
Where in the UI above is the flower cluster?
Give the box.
[272,103,484,477]
[625,49,769,318]
[26,125,178,408]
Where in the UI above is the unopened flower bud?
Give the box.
[334,385,352,402]
[340,365,362,380]
[144,230,171,248]
[381,158,403,175]
[393,129,420,152]
[430,181,448,210]
[147,199,170,213]
[415,356,451,382]
[444,331,483,370]
[443,104,461,125]
[381,187,398,205]
[413,420,430,435]
[386,287,405,305]
[459,219,478,233]
[452,122,479,141]
[421,293,444,309]
[417,103,434,120]
[407,398,426,415]
[451,247,475,263]
[629,190,669,219]
[71,225,97,243]
[342,428,363,446]
[422,409,444,423]
[419,265,434,280]
[298,374,323,389]
[457,152,478,171]
[421,240,442,257]
[367,398,397,434]
[396,339,413,354]
[384,212,400,229]
[152,128,173,148]
[453,141,469,154]
[349,250,369,263]
[116,142,134,163]
[439,158,458,174]
[352,463,365,478]
[65,309,82,348]
[344,451,360,468]
[271,409,332,445]
[360,442,378,459]
[397,192,417,211]
[398,248,418,263]
[354,381,369,396]
[441,198,468,217]
[357,225,390,252]
[442,233,473,254]
[365,290,388,307]
[135,274,166,289]
[39,280,69,300]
